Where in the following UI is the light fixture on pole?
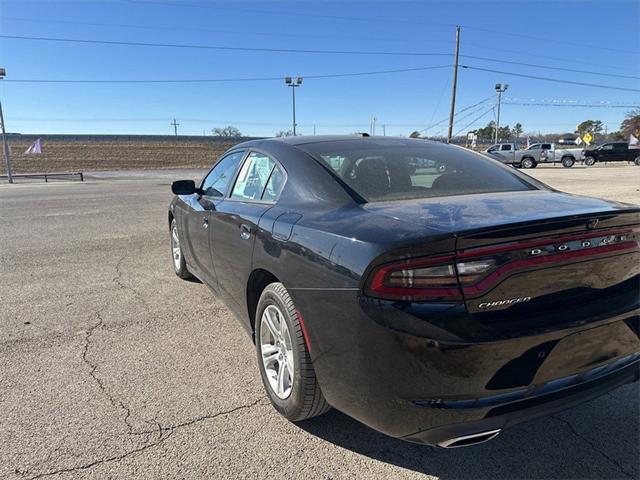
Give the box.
[494,83,508,144]
[285,77,302,135]
[0,67,13,184]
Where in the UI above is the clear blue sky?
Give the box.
[1,0,638,137]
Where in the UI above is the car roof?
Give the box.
[230,135,439,150]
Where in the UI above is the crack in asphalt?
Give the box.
[16,254,265,479]
[18,398,262,479]
[113,254,150,310]
[551,415,635,479]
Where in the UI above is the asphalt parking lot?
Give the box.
[1,165,639,480]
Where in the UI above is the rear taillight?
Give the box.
[365,228,639,302]
[367,257,497,301]
[366,255,460,301]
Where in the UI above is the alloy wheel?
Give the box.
[171,225,182,271]
[260,304,294,399]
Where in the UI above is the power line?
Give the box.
[5,65,452,84]
[503,102,640,108]
[460,55,640,80]
[461,25,639,55]
[1,16,454,45]
[121,0,456,28]
[420,95,496,133]
[122,0,640,55]
[5,16,638,74]
[0,34,452,57]
[461,65,640,93]
[3,34,637,83]
[453,106,495,137]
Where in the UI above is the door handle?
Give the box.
[202,218,209,229]
[240,224,251,240]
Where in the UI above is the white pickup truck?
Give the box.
[484,142,584,168]
[525,142,585,168]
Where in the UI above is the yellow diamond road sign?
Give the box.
[583,132,593,144]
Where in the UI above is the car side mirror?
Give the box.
[172,180,200,195]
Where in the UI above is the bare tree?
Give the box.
[275,129,294,137]
[212,126,242,137]
[620,108,640,138]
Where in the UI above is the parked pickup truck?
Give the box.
[484,143,544,168]
[583,142,640,166]
[485,142,583,168]
[525,142,584,168]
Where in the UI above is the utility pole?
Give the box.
[494,83,508,144]
[313,124,316,136]
[383,124,386,136]
[0,68,13,184]
[171,118,179,136]
[285,77,303,135]
[371,117,377,136]
[446,26,461,143]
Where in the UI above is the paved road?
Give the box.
[1,166,639,480]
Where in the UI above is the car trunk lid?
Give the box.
[454,209,640,334]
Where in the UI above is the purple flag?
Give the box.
[25,138,42,155]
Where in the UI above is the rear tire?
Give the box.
[170,219,192,279]
[255,283,331,421]
[584,156,596,167]
[561,157,575,168]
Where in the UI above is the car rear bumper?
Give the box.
[290,289,640,446]
[404,353,639,447]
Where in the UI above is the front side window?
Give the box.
[602,144,614,151]
[542,144,552,150]
[527,144,541,150]
[231,152,275,201]
[299,139,535,202]
[201,151,245,197]
[501,144,512,151]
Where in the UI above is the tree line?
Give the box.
[210,109,640,141]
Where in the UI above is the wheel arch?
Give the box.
[168,210,175,229]
[247,268,281,341]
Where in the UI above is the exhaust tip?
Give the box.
[438,429,501,448]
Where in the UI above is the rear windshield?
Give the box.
[298,139,536,202]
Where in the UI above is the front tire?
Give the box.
[635,156,640,166]
[522,158,536,169]
[170,219,192,279]
[255,283,330,421]
[584,156,596,167]
[561,156,575,168]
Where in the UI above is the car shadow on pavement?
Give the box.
[297,392,639,479]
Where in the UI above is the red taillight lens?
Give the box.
[366,256,497,301]
[366,256,462,301]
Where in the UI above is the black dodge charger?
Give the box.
[168,136,640,448]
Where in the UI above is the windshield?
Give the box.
[298,138,536,202]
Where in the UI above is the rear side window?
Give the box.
[299,139,535,202]
[261,165,285,202]
[231,152,275,201]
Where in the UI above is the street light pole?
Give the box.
[285,77,302,135]
[494,83,508,144]
[0,68,13,184]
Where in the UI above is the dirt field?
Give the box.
[1,136,243,174]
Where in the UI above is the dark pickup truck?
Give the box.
[583,142,640,166]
